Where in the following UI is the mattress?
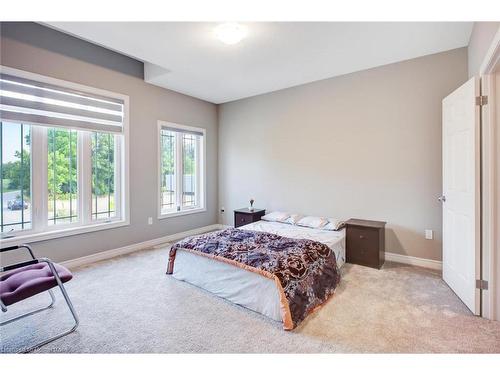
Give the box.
[171,221,345,324]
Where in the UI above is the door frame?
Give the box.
[479,26,500,320]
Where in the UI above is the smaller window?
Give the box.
[158,122,205,217]
[182,133,198,208]
[160,130,176,213]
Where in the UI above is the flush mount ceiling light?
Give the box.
[214,23,248,45]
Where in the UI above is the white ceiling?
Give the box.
[45,22,473,104]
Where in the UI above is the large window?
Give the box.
[0,122,31,232]
[0,68,128,242]
[159,122,205,217]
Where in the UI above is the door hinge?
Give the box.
[476,279,489,290]
[476,95,488,106]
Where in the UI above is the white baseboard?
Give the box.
[61,224,222,270]
[385,251,442,271]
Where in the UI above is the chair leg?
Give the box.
[0,290,56,327]
[19,262,79,353]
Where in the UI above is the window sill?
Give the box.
[0,219,130,247]
[158,207,206,220]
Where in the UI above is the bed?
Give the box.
[167,219,345,330]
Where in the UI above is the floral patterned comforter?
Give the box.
[167,228,341,330]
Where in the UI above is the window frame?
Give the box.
[0,66,130,246]
[157,121,206,219]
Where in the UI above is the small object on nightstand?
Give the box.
[234,208,266,228]
[346,218,386,269]
[248,198,255,211]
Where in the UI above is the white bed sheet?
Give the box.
[172,221,345,324]
[173,250,283,321]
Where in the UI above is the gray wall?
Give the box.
[468,22,499,77]
[218,48,468,261]
[0,22,471,264]
[0,22,218,263]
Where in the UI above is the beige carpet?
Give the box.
[1,244,500,353]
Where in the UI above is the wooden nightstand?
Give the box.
[346,218,386,269]
[234,208,266,228]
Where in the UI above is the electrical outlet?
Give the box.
[425,229,433,240]
[148,217,153,225]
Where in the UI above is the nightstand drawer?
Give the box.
[235,213,253,227]
[347,226,378,248]
[346,222,385,268]
[234,208,266,228]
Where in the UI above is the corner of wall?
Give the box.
[467,22,500,78]
[215,103,221,225]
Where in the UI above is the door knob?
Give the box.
[438,195,446,202]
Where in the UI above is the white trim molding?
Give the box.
[479,29,500,321]
[385,252,442,271]
[2,220,129,247]
[479,25,500,76]
[61,224,221,270]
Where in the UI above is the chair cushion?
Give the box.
[0,263,72,306]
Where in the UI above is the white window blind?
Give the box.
[0,73,124,134]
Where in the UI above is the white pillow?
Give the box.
[261,211,290,222]
[284,213,304,225]
[323,218,346,231]
[296,216,328,229]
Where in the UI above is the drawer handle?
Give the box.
[359,235,364,239]
[241,218,245,222]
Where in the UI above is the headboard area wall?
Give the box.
[218,47,468,261]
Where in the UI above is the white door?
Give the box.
[442,77,481,314]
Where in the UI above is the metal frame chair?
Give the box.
[0,244,79,353]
